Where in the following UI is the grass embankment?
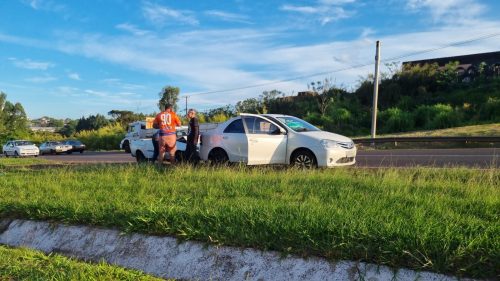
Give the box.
[377,123,500,137]
[0,245,165,280]
[0,157,57,168]
[0,165,498,278]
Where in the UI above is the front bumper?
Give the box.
[316,147,357,167]
[19,151,39,156]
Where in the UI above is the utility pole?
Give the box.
[371,40,381,139]
[185,96,188,116]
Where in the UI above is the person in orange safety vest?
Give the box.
[153,104,181,165]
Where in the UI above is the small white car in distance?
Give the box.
[2,140,40,157]
[199,113,356,168]
[39,141,73,155]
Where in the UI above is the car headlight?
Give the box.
[320,139,340,149]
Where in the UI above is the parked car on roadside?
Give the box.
[2,140,39,157]
[199,113,356,168]
[62,139,86,154]
[39,141,73,155]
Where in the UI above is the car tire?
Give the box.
[80,150,84,154]
[291,149,317,169]
[50,149,56,155]
[123,141,131,153]
[66,151,73,154]
[4,152,8,158]
[175,151,184,163]
[208,148,229,165]
[136,151,147,163]
[14,151,19,157]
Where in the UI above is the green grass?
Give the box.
[0,157,57,168]
[376,123,500,137]
[0,245,166,280]
[0,164,498,278]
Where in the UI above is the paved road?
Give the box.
[39,148,499,168]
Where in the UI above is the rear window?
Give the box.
[223,119,245,134]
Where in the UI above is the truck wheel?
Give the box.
[208,148,229,165]
[136,151,147,163]
[291,149,317,169]
[123,141,131,153]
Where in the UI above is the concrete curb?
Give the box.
[0,219,474,281]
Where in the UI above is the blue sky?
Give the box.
[1,0,500,119]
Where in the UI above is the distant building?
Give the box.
[403,51,500,82]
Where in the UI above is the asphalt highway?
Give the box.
[38,148,499,168]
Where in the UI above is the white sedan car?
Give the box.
[2,140,39,157]
[199,113,356,168]
[39,141,73,155]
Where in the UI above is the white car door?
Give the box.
[221,118,248,162]
[243,116,287,165]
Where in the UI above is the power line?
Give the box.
[183,32,500,98]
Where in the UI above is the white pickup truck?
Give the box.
[120,119,156,153]
[199,113,356,168]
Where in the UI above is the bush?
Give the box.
[74,124,125,151]
[429,104,462,129]
[480,97,500,121]
[378,107,414,133]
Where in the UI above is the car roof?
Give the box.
[239,113,291,118]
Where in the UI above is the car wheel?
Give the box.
[175,151,184,163]
[50,149,56,155]
[291,150,317,169]
[123,141,131,153]
[14,151,19,157]
[79,150,84,154]
[135,151,147,163]
[66,151,73,154]
[208,148,229,165]
[4,152,8,158]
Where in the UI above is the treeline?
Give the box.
[0,92,30,144]
[199,61,500,136]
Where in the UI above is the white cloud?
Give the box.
[406,0,485,24]
[68,73,81,80]
[9,58,54,70]
[142,2,198,26]
[280,0,354,25]
[204,10,252,24]
[116,23,151,36]
[21,0,66,13]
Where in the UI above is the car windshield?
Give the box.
[15,141,34,146]
[274,116,320,132]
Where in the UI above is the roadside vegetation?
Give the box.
[0,157,56,168]
[0,164,498,278]
[375,123,500,137]
[0,245,165,280]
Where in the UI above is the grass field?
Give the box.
[0,157,57,168]
[376,123,500,137]
[0,164,498,278]
[0,245,165,280]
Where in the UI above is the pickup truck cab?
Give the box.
[199,113,356,168]
[120,119,156,153]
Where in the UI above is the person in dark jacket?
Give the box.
[185,108,199,163]
[151,130,159,162]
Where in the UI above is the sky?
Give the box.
[1,0,500,119]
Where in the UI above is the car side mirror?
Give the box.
[279,128,287,135]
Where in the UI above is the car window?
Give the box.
[244,117,280,135]
[223,119,245,134]
[274,116,320,132]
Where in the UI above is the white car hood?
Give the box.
[298,131,353,142]
[18,145,38,150]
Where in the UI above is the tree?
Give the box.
[236,98,261,113]
[310,79,335,117]
[108,110,146,128]
[76,114,110,132]
[158,86,180,112]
